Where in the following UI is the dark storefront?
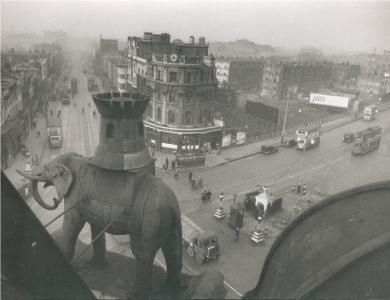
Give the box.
[145,123,222,154]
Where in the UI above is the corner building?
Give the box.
[128,32,222,153]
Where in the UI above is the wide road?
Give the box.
[180,111,390,214]
[28,51,390,298]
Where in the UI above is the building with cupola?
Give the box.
[128,32,222,153]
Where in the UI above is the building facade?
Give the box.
[1,46,62,168]
[215,58,264,91]
[128,32,222,152]
[260,59,359,100]
[1,75,24,168]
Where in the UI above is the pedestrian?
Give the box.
[233,192,237,204]
[235,227,240,241]
[165,157,169,169]
[174,169,179,181]
[206,189,212,202]
[188,172,193,184]
[202,188,207,203]
[191,178,196,190]
[172,160,176,170]
[219,192,224,206]
[198,176,203,189]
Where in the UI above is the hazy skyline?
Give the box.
[2,0,390,53]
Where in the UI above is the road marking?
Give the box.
[224,280,243,297]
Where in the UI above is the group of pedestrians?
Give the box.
[188,171,203,190]
[162,157,179,181]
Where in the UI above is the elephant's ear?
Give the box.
[52,164,73,200]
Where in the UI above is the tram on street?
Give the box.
[296,124,321,150]
[352,126,382,155]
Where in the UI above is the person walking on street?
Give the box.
[233,192,237,204]
[219,192,224,206]
[188,172,193,185]
[191,178,196,190]
[165,157,169,170]
[171,160,176,170]
[235,227,240,241]
[202,187,208,203]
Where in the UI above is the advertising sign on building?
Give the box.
[236,131,246,145]
[309,93,350,109]
[222,134,232,148]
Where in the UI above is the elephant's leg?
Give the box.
[162,241,182,289]
[62,212,85,261]
[90,224,106,266]
[130,238,158,297]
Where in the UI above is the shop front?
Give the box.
[144,121,223,154]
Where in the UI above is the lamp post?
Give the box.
[281,101,289,145]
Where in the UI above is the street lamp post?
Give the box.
[281,101,289,145]
[28,109,33,166]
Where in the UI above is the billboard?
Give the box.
[236,131,246,145]
[245,101,279,124]
[309,93,350,109]
[222,134,232,148]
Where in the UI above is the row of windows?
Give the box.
[153,108,213,125]
[154,90,214,103]
[152,68,215,83]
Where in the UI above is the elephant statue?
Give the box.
[17,152,182,297]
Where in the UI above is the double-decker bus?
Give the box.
[352,126,382,155]
[296,124,321,150]
[363,104,378,121]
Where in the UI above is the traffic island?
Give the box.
[214,205,226,220]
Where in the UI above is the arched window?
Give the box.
[185,111,192,125]
[106,123,114,139]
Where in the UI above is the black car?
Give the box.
[281,138,297,148]
[261,145,279,155]
[343,132,355,143]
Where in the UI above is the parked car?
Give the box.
[281,138,297,148]
[343,132,355,143]
[260,145,279,155]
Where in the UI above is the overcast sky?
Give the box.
[2,0,390,53]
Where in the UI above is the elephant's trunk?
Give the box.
[17,169,47,181]
[32,180,62,210]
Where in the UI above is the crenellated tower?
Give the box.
[90,91,155,173]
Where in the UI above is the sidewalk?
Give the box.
[3,111,48,196]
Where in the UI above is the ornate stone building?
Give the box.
[128,32,222,152]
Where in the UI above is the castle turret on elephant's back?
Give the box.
[90,90,155,173]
